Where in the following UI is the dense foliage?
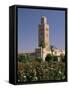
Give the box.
[45,54,53,62]
[17,55,65,82]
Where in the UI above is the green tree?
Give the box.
[60,54,65,62]
[45,54,52,62]
[18,54,27,63]
[36,57,42,62]
[53,56,58,61]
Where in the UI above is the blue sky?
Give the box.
[18,8,65,53]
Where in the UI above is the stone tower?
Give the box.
[35,16,64,61]
[38,16,50,51]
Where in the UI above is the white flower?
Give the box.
[59,71,62,74]
[34,76,38,80]
[23,75,26,78]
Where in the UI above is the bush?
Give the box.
[18,54,27,63]
[45,54,52,62]
[18,61,65,82]
[53,56,58,61]
[36,57,42,62]
[60,54,65,62]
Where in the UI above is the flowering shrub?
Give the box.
[17,60,65,82]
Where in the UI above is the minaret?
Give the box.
[38,16,50,51]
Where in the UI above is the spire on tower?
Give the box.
[41,16,47,24]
